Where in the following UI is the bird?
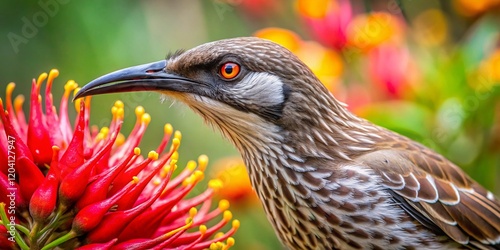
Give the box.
[75,37,500,250]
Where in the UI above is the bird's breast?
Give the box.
[243,153,452,250]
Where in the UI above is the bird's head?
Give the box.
[75,37,357,154]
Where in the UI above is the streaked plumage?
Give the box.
[75,37,500,249]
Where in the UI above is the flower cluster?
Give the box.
[0,70,239,249]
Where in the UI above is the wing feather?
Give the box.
[356,142,500,248]
[419,201,456,225]
[415,175,439,203]
[434,178,460,205]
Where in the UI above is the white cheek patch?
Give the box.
[230,72,285,108]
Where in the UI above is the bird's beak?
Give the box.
[74,60,200,100]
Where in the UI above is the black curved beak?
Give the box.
[73,60,201,100]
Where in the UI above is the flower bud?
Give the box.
[29,173,58,222]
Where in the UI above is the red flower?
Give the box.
[0,70,239,249]
[223,0,283,19]
[298,0,353,50]
[367,44,416,99]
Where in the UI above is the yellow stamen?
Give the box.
[223,210,232,221]
[73,87,81,98]
[153,177,162,186]
[198,154,209,171]
[164,123,173,135]
[171,138,180,152]
[135,106,145,119]
[95,133,105,142]
[214,232,224,239]
[6,83,15,101]
[162,163,173,173]
[100,127,110,137]
[186,160,197,171]
[182,176,193,186]
[225,237,235,249]
[115,108,124,120]
[37,73,48,87]
[165,216,194,238]
[182,166,205,186]
[169,159,177,169]
[14,95,24,111]
[63,80,78,97]
[114,133,125,147]
[193,170,204,182]
[74,99,82,113]
[95,127,109,142]
[47,69,59,88]
[209,179,224,192]
[114,100,124,109]
[6,83,15,113]
[159,166,168,178]
[159,162,174,179]
[174,130,182,141]
[199,225,207,235]
[134,147,141,155]
[132,176,139,184]
[218,199,230,211]
[189,207,197,218]
[210,242,223,250]
[171,151,179,162]
[232,220,240,230]
[141,113,151,125]
[148,151,159,160]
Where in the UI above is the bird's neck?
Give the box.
[281,93,382,162]
[221,95,383,188]
[232,106,387,249]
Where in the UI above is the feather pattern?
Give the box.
[357,127,500,248]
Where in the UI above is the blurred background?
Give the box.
[1,0,499,249]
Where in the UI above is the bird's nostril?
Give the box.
[146,68,164,74]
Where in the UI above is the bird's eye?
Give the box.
[220,62,240,80]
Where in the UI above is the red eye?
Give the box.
[220,62,240,80]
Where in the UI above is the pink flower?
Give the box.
[221,0,283,19]
[367,44,415,99]
[298,0,353,50]
[0,70,239,249]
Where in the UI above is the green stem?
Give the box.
[30,222,41,248]
[0,203,30,250]
[40,230,77,250]
[37,209,63,237]
[36,210,74,246]
[15,223,30,237]
[36,208,68,247]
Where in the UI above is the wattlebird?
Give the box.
[75,37,500,250]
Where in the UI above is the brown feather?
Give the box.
[357,126,500,248]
